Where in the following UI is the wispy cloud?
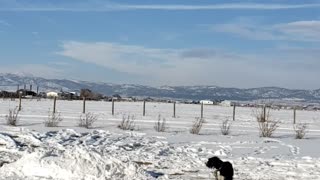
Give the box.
[118,3,320,11]
[0,20,11,26]
[57,41,320,88]
[211,20,320,42]
[0,1,320,12]
[0,64,64,79]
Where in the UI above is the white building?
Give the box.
[200,100,214,105]
[46,92,58,98]
[220,100,232,107]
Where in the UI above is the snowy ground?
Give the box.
[1,99,320,179]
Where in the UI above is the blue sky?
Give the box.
[0,0,320,89]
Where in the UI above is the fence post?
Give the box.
[53,96,57,114]
[263,105,266,121]
[30,85,32,91]
[143,100,146,116]
[233,104,236,121]
[173,101,176,118]
[37,86,39,94]
[18,93,22,111]
[293,107,296,124]
[201,102,204,119]
[112,98,115,116]
[83,97,86,114]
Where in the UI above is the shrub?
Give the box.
[255,108,280,137]
[79,112,98,129]
[154,114,168,132]
[221,119,231,135]
[190,117,205,135]
[294,123,308,139]
[45,111,63,127]
[254,107,271,123]
[6,107,19,126]
[118,115,135,131]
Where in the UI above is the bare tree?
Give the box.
[154,114,168,132]
[190,117,205,135]
[79,112,98,129]
[221,119,231,135]
[294,123,308,139]
[6,107,19,126]
[118,115,135,131]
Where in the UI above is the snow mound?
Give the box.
[0,129,207,180]
[1,129,320,179]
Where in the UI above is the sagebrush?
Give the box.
[221,119,231,135]
[294,123,308,139]
[45,111,63,127]
[6,107,19,126]
[118,115,135,130]
[190,117,205,135]
[79,112,98,129]
[154,114,168,132]
[255,107,280,137]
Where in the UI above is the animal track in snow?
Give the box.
[254,146,270,155]
[288,145,300,156]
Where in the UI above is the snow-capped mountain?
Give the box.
[1,73,320,101]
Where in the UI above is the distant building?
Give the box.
[17,89,37,97]
[47,92,59,98]
[200,100,214,105]
[220,100,232,107]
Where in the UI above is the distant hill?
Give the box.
[1,73,320,101]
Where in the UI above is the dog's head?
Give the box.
[206,156,223,169]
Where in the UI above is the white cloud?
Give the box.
[57,41,320,88]
[57,41,255,85]
[275,21,320,40]
[211,20,320,42]
[0,1,320,11]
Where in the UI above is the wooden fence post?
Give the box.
[37,86,39,94]
[263,105,266,121]
[293,107,296,124]
[201,102,204,119]
[53,96,57,114]
[173,101,176,118]
[233,104,236,121]
[18,93,22,111]
[83,97,86,114]
[112,98,115,116]
[143,100,146,116]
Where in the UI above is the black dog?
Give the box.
[206,156,234,180]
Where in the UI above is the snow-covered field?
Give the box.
[1,99,320,179]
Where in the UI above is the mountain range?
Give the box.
[1,73,320,102]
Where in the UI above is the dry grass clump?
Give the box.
[6,107,19,126]
[190,117,205,135]
[154,114,168,132]
[221,119,231,135]
[294,123,308,139]
[45,111,63,127]
[254,107,280,137]
[79,112,98,129]
[118,115,136,131]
